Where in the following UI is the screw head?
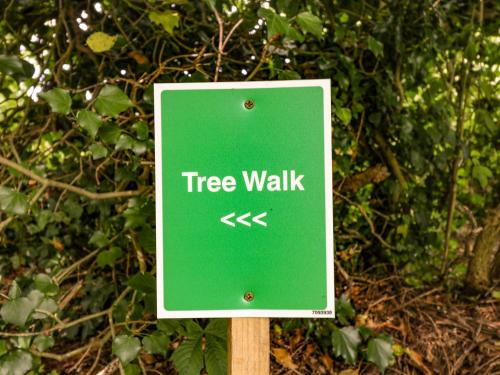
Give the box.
[244,99,254,109]
[244,291,254,302]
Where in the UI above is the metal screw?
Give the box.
[244,99,254,109]
[244,291,254,302]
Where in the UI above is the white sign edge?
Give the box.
[154,79,335,318]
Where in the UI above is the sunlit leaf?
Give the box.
[112,335,141,365]
[0,187,28,215]
[149,11,180,35]
[86,32,118,53]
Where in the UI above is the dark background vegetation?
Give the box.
[0,0,498,374]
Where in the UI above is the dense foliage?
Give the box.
[0,0,498,374]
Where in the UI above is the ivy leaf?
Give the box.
[39,88,72,115]
[115,134,135,151]
[133,121,149,140]
[112,335,141,365]
[157,319,181,335]
[258,8,289,39]
[138,225,155,254]
[0,297,35,327]
[367,335,394,374]
[33,335,55,352]
[127,272,155,294]
[149,11,180,35]
[77,110,103,138]
[142,331,170,357]
[89,230,109,247]
[34,274,59,296]
[0,55,34,81]
[296,12,323,39]
[97,247,123,268]
[0,187,28,215]
[0,350,33,375]
[95,85,132,117]
[171,336,204,375]
[205,334,227,375]
[335,294,356,325]
[124,364,141,375]
[98,123,122,144]
[336,107,352,125]
[89,144,108,160]
[86,32,118,53]
[367,36,384,57]
[331,326,361,365]
[32,298,58,319]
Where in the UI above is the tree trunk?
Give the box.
[465,205,500,292]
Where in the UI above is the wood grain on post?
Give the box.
[228,318,270,375]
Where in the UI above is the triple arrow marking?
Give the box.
[221,212,268,227]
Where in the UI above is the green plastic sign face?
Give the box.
[154,80,334,318]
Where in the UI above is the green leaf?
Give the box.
[89,144,108,160]
[132,140,147,155]
[95,85,132,117]
[89,231,109,247]
[157,319,181,335]
[258,8,289,39]
[367,36,384,57]
[98,123,122,144]
[142,331,170,357]
[472,164,492,189]
[123,206,147,229]
[336,107,352,125]
[86,32,118,53]
[0,350,33,375]
[0,340,7,357]
[205,334,227,375]
[124,364,141,375]
[205,319,227,340]
[0,55,33,81]
[97,247,123,268]
[32,298,58,319]
[34,274,59,296]
[335,294,356,325]
[0,297,35,327]
[33,336,55,352]
[296,12,323,39]
[127,272,155,294]
[0,187,29,215]
[77,110,103,138]
[115,134,135,151]
[367,335,394,374]
[39,88,72,115]
[331,326,361,365]
[138,225,155,254]
[133,121,149,141]
[112,335,141,365]
[148,11,180,35]
[171,336,204,375]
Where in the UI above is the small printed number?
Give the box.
[312,310,333,315]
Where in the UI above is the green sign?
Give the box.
[155,80,334,318]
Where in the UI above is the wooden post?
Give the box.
[228,318,270,375]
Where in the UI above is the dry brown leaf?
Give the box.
[338,369,359,375]
[128,51,150,65]
[406,348,432,375]
[319,354,334,374]
[305,343,315,358]
[272,347,298,370]
[52,238,64,251]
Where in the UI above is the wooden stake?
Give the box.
[228,318,269,375]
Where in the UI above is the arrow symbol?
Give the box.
[220,212,268,227]
[237,212,251,227]
[220,212,235,227]
[252,212,267,227]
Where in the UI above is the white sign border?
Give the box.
[154,79,334,318]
